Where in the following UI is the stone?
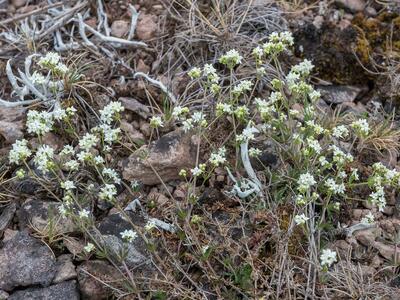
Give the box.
[335,0,366,12]
[0,203,16,232]
[118,97,151,119]
[77,261,119,300]
[373,241,400,260]
[0,106,25,144]
[0,290,8,299]
[11,0,27,9]
[8,280,79,300]
[354,228,379,247]
[147,191,169,206]
[96,213,149,268]
[0,231,56,291]
[111,20,129,38]
[120,121,145,143]
[53,255,77,284]
[63,237,85,256]
[136,14,157,40]
[122,130,197,185]
[17,199,76,234]
[317,85,364,104]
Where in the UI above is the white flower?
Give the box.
[294,213,309,225]
[191,167,202,176]
[290,59,314,77]
[332,125,349,139]
[307,138,321,154]
[203,64,219,83]
[66,106,77,116]
[318,156,329,167]
[54,63,69,75]
[361,212,375,224]
[252,46,263,60]
[369,186,386,211]
[325,178,345,195]
[58,204,68,217]
[52,108,67,121]
[30,72,46,85]
[145,220,157,231]
[209,147,226,166]
[192,112,206,124]
[330,145,353,165]
[172,106,188,118]
[9,139,32,164]
[102,168,121,184]
[249,147,262,157]
[60,145,74,156]
[84,243,95,253]
[297,172,316,192]
[99,184,117,201]
[351,168,359,181]
[27,110,54,136]
[99,102,124,124]
[61,180,76,190]
[93,156,105,165]
[39,52,61,67]
[295,194,307,205]
[77,151,92,162]
[150,116,164,128]
[219,49,243,68]
[33,145,54,172]
[351,119,369,137]
[309,90,321,102]
[188,67,202,79]
[79,133,98,151]
[182,119,194,132]
[64,160,79,171]
[232,80,253,96]
[79,209,90,219]
[216,103,233,115]
[120,229,137,242]
[320,249,337,268]
[99,124,121,144]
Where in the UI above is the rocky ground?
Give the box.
[0,0,400,299]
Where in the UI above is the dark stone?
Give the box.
[0,231,56,291]
[317,85,366,104]
[8,280,79,300]
[0,203,16,232]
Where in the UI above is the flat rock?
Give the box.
[53,255,77,284]
[136,14,157,40]
[335,0,366,12]
[0,203,16,232]
[96,213,149,268]
[8,280,79,300]
[77,260,119,300]
[118,97,151,119]
[317,85,364,104]
[17,199,76,234]
[122,130,197,185]
[0,231,56,291]
[0,106,25,144]
[373,241,400,260]
[111,20,129,38]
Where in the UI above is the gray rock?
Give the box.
[0,203,16,232]
[96,213,149,268]
[122,130,197,185]
[0,231,56,291]
[17,198,76,234]
[0,290,8,299]
[8,280,79,300]
[317,85,364,104]
[77,261,118,300]
[111,20,129,38]
[335,0,366,12]
[0,106,25,144]
[53,255,77,284]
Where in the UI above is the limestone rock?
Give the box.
[122,130,197,185]
[8,280,79,300]
[0,231,56,291]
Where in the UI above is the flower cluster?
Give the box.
[320,249,337,268]
[9,139,32,164]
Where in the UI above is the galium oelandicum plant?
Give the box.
[8,100,142,260]
[180,30,398,271]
